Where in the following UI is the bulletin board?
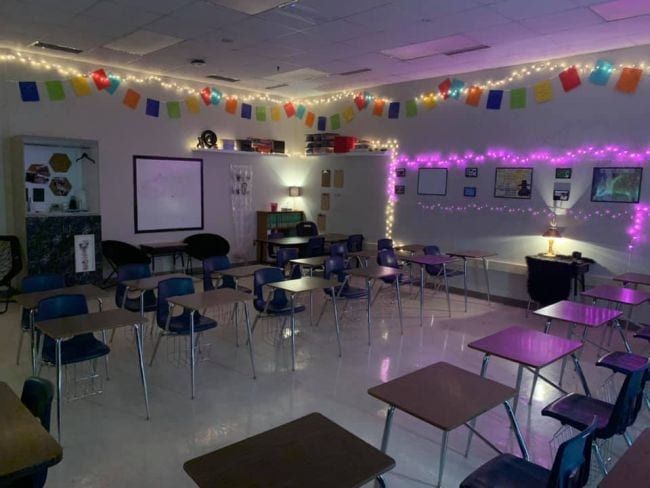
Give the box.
[133,155,204,233]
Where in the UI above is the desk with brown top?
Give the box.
[183,413,395,488]
[14,284,105,375]
[322,233,348,243]
[447,249,497,306]
[347,265,405,344]
[614,272,650,288]
[599,428,650,488]
[368,362,528,488]
[36,308,149,442]
[167,288,256,399]
[216,264,273,290]
[264,277,341,371]
[0,382,62,484]
[402,254,457,322]
[140,241,187,272]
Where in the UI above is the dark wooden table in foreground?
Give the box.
[183,412,395,488]
[599,428,650,487]
[0,382,62,483]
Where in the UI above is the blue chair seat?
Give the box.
[542,393,612,432]
[460,453,550,488]
[123,293,157,313]
[167,314,217,335]
[597,351,649,375]
[325,285,368,299]
[635,324,650,341]
[42,333,110,365]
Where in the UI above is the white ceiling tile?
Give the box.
[469,21,540,45]
[590,0,650,21]
[109,0,195,15]
[494,0,579,20]
[146,1,248,39]
[522,7,605,34]
[210,0,289,15]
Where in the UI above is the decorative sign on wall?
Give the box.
[320,193,330,210]
[394,185,405,195]
[463,186,477,197]
[591,167,643,203]
[555,168,572,179]
[553,182,571,201]
[321,170,331,187]
[333,169,344,188]
[494,167,533,199]
[465,167,478,178]
[230,164,253,260]
[74,234,95,273]
[395,168,406,177]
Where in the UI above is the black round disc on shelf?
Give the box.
[200,130,217,148]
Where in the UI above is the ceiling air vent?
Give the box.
[443,44,489,56]
[30,41,82,54]
[206,74,240,83]
[265,83,289,89]
[338,68,372,76]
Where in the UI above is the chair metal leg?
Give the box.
[55,339,62,443]
[623,431,633,447]
[149,333,163,366]
[233,303,240,347]
[513,364,523,415]
[380,405,396,452]
[331,289,342,358]
[366,278,372,346]
[525,298,531,318]
[243,303,256,379]
[395,277,403,335]
[134,323,150,420]
[559,323,574,386]
[16,329,25,366]
[465,355,490,456]
[593,442,609,475]
[463,258,468,312]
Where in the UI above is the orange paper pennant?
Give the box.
[372,99,385,117]
[122,88,141,109]
[465,86,483,107]
[305,111,315,127]
[534,79,553,103]
[422,93,437,110]
[616,67,643,93]
[224,98,237,114]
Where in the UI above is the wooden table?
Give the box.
[183,413,395,488]
[14,284,105,375]
[264,277,341,371]
[402,254,457,322]
[347,266,404,344]
[216,265,273,290]
[599,428,650,487]
[447,250,497,305]
[527,254,593,298]
[394,244,425,254]
[613,272,650,288]
[140,241,187,272]
[36,308,149,442]
[368,362,528,488]
[0,382,62,483]
[167,288,256,398]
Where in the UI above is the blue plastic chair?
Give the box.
[276,248,301,279]
[377,238,393,251]
[346,234,364,252]
[202,256,236,291]
[318,257,367,327]
[16,274,66,366]
[38,294,110,369]
[251,268,305,334]
[305,236,325,257]
[376,249,410,285]
[460,419,597,488]
[16,377,55,488]
[329,242,348,259]
[541,364,648,474]
[296,221,318,237]
[115,264,157,311]
[150,277,217,366]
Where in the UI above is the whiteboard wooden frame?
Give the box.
[133,155,204,233]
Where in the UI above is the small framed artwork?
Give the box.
[321,169,331,187]
[394,185,405,195]
[32,188,45,202]
[553,182,571,201]
[591,167,643,203]
[555,168,572,179]
[463,186,477,197]
[494,167,533,199]
[465,167,478,178]
[395,168,406,177]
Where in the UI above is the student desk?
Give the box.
[140,241,187,272]
[216,265,272,290]
[447,249,497,306]
[264,277,341,371]
[347,265,404,344]
[36,308,149,442]
[167,288,255,398]
[599,428,650,488]
[290,256,328,324]
[368,362,527,488]
[401,254,457,322]
[0,382,62,484]
[394,243,425,254]
[14,284,105,375]
[322,233,348,243]
[183,413,395,488]
[613,272,650,288]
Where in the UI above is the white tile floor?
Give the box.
[2,280,648,487]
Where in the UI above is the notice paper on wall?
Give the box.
[333,169,344,188]
[321,193,330,211]
[317,213,326,231]
[74,234,95,273]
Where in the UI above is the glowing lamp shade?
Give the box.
[542,227,562,256]
[289,186,302,197]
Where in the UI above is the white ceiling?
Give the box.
[1,0,650,97]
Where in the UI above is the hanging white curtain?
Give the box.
[230,164,253,261]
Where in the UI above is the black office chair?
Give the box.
[296,221,318,237]
[183,233,230,273]
[525,256,573,317]
[267,231,284,261]
[0,235,22,314]
[305,236,325,257]
[102,240,150,287]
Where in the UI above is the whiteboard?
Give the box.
[417,168,448,195]
[133,156,204,233]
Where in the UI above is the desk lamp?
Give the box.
[288,186,302,211]
[542,226,562,256]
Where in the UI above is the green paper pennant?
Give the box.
[256,106,267,122]
[167,101,181,119]
[510,87,527,109]
[405,99,417,117]
[330,113,341,130]
[45,80,65,101]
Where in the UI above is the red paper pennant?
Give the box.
[354,94,367,110]
[91,69,110,90]
[559,66,581,92]
[284,102,296,117]
[200,87,212,105]
[438,78,452,99]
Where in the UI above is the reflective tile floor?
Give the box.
[1,280,648,487]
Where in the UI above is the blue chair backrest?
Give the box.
[277,248,299,268]
[306,236,325,257]
[547,419,597,488]
[423,245,444,275]
[157,277,195,328]
[21,274,66,327]
[115,263,152,307]
[253,267,288,312]
[202,256,235,291]
[37,294,89,352]
[324,256,347,284]
[347,234,364,252]
[377,249,399,269]
[377,238,393,251]
[603,366,647,438]
[21,377,54,431]
[330,242,347,259]
[296,221,318,237]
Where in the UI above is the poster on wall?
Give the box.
[494,168,533,199]
[591,167,642,203]
[74,234,95,273]
[230,164,253,260]
[333,169,344,188]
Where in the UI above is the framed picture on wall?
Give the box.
[463,186,477,197]
[417,168,448,195]
[494,167,533,199]
[395,168,406,177]
[555,168,572,179]
[395,185,405,195]
[465,167,478,178]
[591,167,643,203]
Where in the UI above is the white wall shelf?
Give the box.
[191,148,288,158]
[304,152,389,157]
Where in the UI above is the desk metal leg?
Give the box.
[243,303,256,379]
[437,431,449,488]
[463,259,468,312]
[366,279,372,346]
[614,319,632,353]
[190,311,196,399]
[559,323,574,386]
[465,355,490,456]
[97,299,110,381]
[419,266,424,327]
[290,293,296,371]
[513,364,523,415]
[544,318,552,334]
[309,268,314,326]
[30,309,37,375]
[482,258,491,305]
[134,323,150,420]
[395,276,404,335]
[233,302,240,348]
[572,353,591,397]
[443,264,451,318]
[331,289,342,357]
[528,368,539,405]
[56,338,62,443]
[380,405,396,452]
[504,400,529,460]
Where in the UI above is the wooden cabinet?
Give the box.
[256,211,304,262]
